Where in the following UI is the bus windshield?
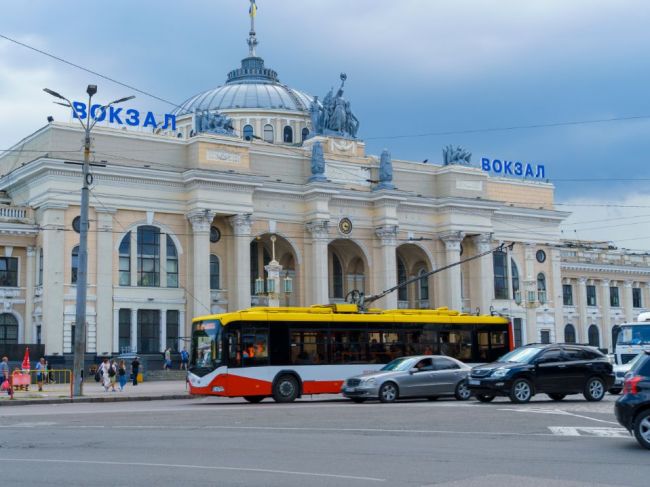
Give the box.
[190,320,222,371]
[617,324,650,346]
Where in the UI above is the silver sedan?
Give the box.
[341,355,472,403]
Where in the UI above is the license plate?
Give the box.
[468,379,480,386]
[344,387,357,393]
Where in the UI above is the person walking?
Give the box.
[97,358,112,392]
[117,360,127,391]
[164,347,172,370]
[131,356,140,386]
[0,356,9,396]
[108,360,117,392]
[180,348,189,371]
[35,357,46,392]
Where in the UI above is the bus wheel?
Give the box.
[273,375,299,403]
[243,396,265,403]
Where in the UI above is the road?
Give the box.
[0,393,647,486]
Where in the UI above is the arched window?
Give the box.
[119,232,131,286]
[301,127,310,141]
[243,124,254,141]
[283,125,293,143]
[397,258,408,302]
[564,324,576,344]
[0,313,18,344]
[71,246,79,284]
[537,272,547,304]
[588,325,600,347]
[166,236,178,288]
[418,268,429,302]
[348,257,364,294]
[210,254,220,290]
[493,251,508,299]
[332,253,343,298]
[511,259,520,299]
[137,226,160,287]
[263,124,274,143]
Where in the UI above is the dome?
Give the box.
[173,56,314,116]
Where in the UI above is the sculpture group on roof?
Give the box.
[309,73,360,139]
[442,145,472,166]
[194,108,235,136]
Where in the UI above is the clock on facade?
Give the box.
[210,226,221,243]
[536,249,546,263]
[338,217,353,235]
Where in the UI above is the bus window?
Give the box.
[291,330,328,365]
[241,324,269,367]
[227,328,241,368]
[440,330,472,361]
[330,327,367,364]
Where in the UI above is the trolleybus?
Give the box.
[187,304,513,402]
[615,312,650,364]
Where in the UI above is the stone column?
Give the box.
[189,210,216,318]
[599,279,611,351]
[470,234,492,315]
[623,280,634,323]
[305,220,329,305]
[95,208,115,355]
[24,246,35,343]
[577,277,588,343]
[440,232,464,312]
[159,309,167,353]
[40,206,66,355]
[228,214,252,310]
[376,225,399,309]
[130,308,138,353]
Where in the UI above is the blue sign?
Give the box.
[481,157,546,179]
[71,102,176,131]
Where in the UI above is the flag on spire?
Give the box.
[249,0,258,18]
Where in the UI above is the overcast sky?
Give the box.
[2,0,650,249]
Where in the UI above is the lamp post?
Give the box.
[43,86,134,397]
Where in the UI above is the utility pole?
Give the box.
[43,86,134,396]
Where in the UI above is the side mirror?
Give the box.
[409,368,419,375]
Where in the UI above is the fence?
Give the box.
[5,369,73,400]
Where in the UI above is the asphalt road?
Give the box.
[0,393,647,486]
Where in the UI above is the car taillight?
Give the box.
[623,376,643,395]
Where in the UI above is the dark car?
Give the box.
[615,350,650,450]
[467,344,615,404]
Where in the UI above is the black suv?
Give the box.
[615,351,650,450]
[467,344,615,403]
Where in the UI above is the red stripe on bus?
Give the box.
[302,380,344,395]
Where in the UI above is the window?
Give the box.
[564,347,588,361]
[540,330,551,344]
[563,284,573,306]
[137,309,160,353]
[513,318,523,348]
[511,259,520,300]
[493,251,508,299]
[301,127,310,141]
[166,310,179,351]
[118,309,131,352]
[332,253,343,299]
[263,124,274,143]
[0,313,18,344]
[283,125,293,143]
[418,268,429,302]
[538,347,561,362]
[243,124,254,141]
[564,324,576,343]
[586,285,597,306]
[210,254,220,290]
[536,249,546,263]
[537,273,546,291]
[166,236,178,288]
[0,257,18,287]
[633,287,643,308]
[38,248,43,286]
[610,286,620,307]
[241,323,269,367]
[433,357,460,370]
[119,232,131,286]
[291,327,328,365]
[588,324,600,347]
[397,258,407,302]
[137,226,160,287]
[71,246,79,284]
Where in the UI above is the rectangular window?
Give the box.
[610,286,620,307]
[540,330,551,344]
[513,318,523,348]
[493,252,508,300]
[0,257,18,287]
[119,232,131,286]
[562,284,573,306]
[291,327,329,365]
[137,228,160,287]
[118,309,131,352]
[586,285,597,306]
[137,309,160,353]
[241,323,269,367]
[166,310,179,351]
[166,236,178,288]
[633,287,642,308]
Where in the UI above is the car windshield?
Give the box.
[498,347,543,364]
[381,357,414,371]
[616,324,650,345]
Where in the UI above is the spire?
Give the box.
[247,0,258,56]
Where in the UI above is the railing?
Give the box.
[6,369,73,400]
[0,206,33,222]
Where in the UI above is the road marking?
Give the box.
[549,426,630,438]
[0,458,385,482]
[499,407,619,425]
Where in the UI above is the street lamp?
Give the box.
[43,85,134,397]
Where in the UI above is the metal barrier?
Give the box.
[7,369,73,400]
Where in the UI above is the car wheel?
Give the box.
[272,375,299,403]
[350,398,366,403]
[475,393,495,403]
[548,393,565,401]
[584,377,606,402]
[633,410,650,450]
[609,388,622,395]
[509,378,533,404]
[243,396,265,403]
[378,382,398,403]
[455,380,472,401]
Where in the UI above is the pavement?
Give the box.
[0,379,190,406]
[0,392,647,486]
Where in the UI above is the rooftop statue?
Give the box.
[194,109,235,136]
[308,141,327,182]
[309,73,359,139]
[375,149,395,190]
[442,145,472,166]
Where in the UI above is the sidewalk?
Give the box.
[0,380,192,406]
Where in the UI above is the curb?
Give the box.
[0,394,195,407]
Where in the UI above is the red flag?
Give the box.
[21,347,30,371]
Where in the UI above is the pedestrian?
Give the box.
[180,348,189,371]
[164,347,172,370]
[35,357,46,392]
[131,356,140,386]
[118,360,127,391]
[0,356,10,396]
[108,360,117,392]
[97,358,112,392]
